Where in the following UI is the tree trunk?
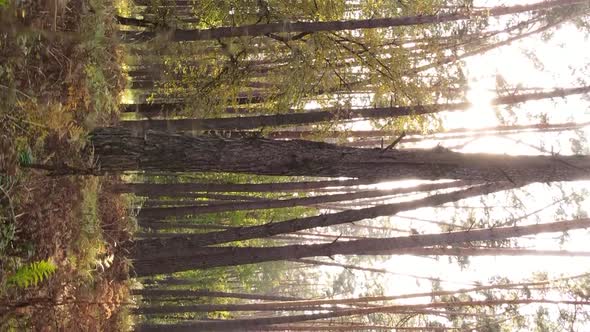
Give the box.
[119,86,590,131]
[133,218,590,275]
[137,181,471,218]
[135,275,576,316]
[139,221,235,230]
[136,298,590,331]
[92,128,590,183]
[132,183,511,261]
[132,289,302,302]
[121,0,584,42]
[112,179,374,196]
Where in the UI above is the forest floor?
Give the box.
[0,0,134,330]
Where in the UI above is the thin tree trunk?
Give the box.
[133,218,590,275]
[121,0,584,42]
[137,181,471,218]
[136,298,590,331]
[112,179,374,196]
[133,183,512,261]
[119,86,590,131]
[132,289,302,301]
[140,221,235,230]
[135,275,572,314]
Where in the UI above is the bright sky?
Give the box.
[376,2,590,323]
[317,2,590,327]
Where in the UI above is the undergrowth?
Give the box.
[0,0,132,330]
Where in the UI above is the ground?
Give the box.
[0,0,133,330]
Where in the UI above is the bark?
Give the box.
[112,179,373,196]
[136,298,590,331]
[134,302,330,315]
[133,183,511,261]
[92,128,590,183]
[142,193,265,207]
[140,222,234,230]
[137,181,471,218]
[119,85,590,131]
[121,0,584,42]
[132,289,302,302]
[133,217,590,275]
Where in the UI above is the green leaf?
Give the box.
[7,259,57,289]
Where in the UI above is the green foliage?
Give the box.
[7,259,57,289]
[0,0,7,8]
[17,145,33,166]
[71,177,107,279]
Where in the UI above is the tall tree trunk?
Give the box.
[132,289,302,302]
[133,183,511,261]
[92,128,590,183]
[139,221,235,230]
[119,86,590,131]
[133,218,590,275]
[136,298,590,331]
[121,0,584,42]
[135,276,569,315]
[112,179,374,196]
[137,181,470,218]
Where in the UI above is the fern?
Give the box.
[8,259,57,289]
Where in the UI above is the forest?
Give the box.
[1,0,590,331]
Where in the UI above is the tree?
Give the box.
[137,181,469,218]
[133,218,590,275]
[92,127,590,183]
[120,86,590,131]
[133,183,510,260]
[120,0,587,42]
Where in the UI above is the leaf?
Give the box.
[8,259,57,289]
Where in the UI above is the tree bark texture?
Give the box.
[92,128,590,183]
[132,218,590,275]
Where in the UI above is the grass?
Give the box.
[0,0,133,330]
